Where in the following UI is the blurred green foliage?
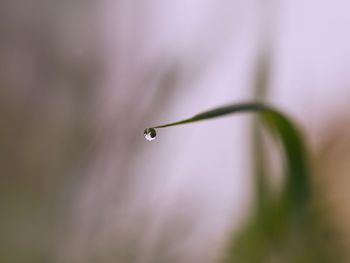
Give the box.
[223,116,343,263]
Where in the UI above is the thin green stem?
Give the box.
[152,102,267,128]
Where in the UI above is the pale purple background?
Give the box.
[1,1,350,262]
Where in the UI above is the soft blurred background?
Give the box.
[1,0,350,262]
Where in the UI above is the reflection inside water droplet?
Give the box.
[144,128,157,141]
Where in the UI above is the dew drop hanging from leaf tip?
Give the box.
[144,128,157,141]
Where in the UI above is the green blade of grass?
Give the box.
[152,103,266,128]
[147,101,310,209]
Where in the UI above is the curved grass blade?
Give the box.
[146,102,310,209]
[152,103,266,128]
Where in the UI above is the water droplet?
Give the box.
[144,128,157,141]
